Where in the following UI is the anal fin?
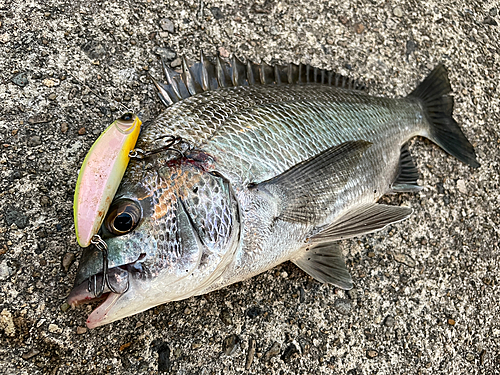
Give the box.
[310,203,412,242]
[390,143,422,193]
[292,242,353,290]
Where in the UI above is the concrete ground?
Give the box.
[0,0,499,374]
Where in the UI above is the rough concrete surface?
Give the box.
[0,0,499,374]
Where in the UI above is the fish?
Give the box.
[68,53,479,328]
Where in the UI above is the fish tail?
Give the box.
[408,64,479,167]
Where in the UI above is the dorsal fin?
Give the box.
[151,53,369,107]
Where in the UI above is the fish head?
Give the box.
[68,158,240,328]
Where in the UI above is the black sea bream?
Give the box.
[68,55,479,328]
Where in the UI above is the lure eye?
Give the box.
[120,112,134,121]
[105,199,142,236]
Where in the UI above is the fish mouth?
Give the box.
[67,254,146,328]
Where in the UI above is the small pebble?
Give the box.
[0,33,10,44]
[78,127,86,135]
[119,342,132,351]
[0,309,15,336]
[393,6,403,18]
[28,113,51,124]
[246,306,262,318]
[76,327,87,334]
[347,288,357,300]
[393,252,416,267]
[245,338,256,370]
[384,315,395,327]
[219,46,230,58]
[334,298,352,315]
[211,6,224,20]
[281,343,300,362]
[222,334,240,356]
[60,303,70,312]
[173,348,181,358]
[60,122,68,133]
[299,286,306,303]
[22,349,40,360]
[48,93,56,100]
[191,340,202,349]
[12,72,28,87]
[483,16,498,26]
[448,318,456,326]
[157,343,170,372]
[184,307,192,315]
[220,308,232,326]
[354,23,364,34]
[338,16,348,25]
[40,195,51,207]
[366,349,378,359]
[42,78,59,87]
[264,342,281,361]
[406,40,417,56]
[0,261,13,281]
[159,18,174,33]
[155,47,176,61]
[457,179,467,194]
[48,323,61,333]
[62,252,75,272]
[27,136,42,147]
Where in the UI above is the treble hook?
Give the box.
[88,234,119,297]
[128,135,187,159]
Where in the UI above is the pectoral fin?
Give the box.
[249,140,372,224]
[310,203,412,242]
[293,242,353,289]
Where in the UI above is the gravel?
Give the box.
[0,0,499,374]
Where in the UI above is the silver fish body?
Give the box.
[68,57,478,328]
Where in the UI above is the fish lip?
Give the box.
[86,292,122,329]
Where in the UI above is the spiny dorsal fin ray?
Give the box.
[148,73,174,106]
[152,54,368,107]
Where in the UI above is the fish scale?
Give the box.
[144,84,422,186]
[69,56,478,328]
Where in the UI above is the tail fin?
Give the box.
[408,64,479,167]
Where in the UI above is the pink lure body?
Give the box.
[74,114,141,247]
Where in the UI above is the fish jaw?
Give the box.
[70,273,175,328]
[86,292,124,329]
[68,284,134,329]
[68,263,152,329]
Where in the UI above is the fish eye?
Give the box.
[105,199,142,236]
[120,112,134,121]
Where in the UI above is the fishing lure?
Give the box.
[73,113,142,248]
